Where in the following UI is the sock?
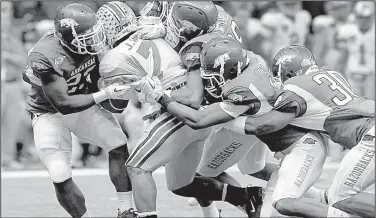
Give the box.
[117,191,133,212]
[224,184,246,206]
[202,202,220,217]
[327,206,352,217]
[81,210,91,218]
[138,211,157,218]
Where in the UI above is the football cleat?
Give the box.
[118,208,139,218]
[236,186,264,218]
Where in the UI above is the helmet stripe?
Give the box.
[106,2,126,21]
[109,1,128,17]
[102,4,121,22]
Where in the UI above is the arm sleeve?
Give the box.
[273,90,308,117]
[220,86,261,117]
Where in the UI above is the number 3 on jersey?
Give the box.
[313,71,358,106]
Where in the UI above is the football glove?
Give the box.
[133,22,167,40]
[139,76,164,103]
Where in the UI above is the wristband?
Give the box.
[164,90,172,98]
[157,94,173,108]
[92,90,108,104]
[222,116,247,135]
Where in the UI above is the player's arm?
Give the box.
[169,69,204,109]
[164,101,234,129]
[32,53,132,115]
[39,70,97,114]
[230,90,306,135]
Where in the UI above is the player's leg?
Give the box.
[72,105,132,215]
[192,129,264,217]
[271,132,327,217]
[326,125,375,217]
[126,112,208,217]
[32,112,89,218]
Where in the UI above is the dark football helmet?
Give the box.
[167,1,218,41]
[200,36,248,98]
[54,3,106,55]
[271,45,317,83]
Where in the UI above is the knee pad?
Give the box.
[47,161,72,183]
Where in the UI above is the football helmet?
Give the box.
[324,1,353,22]
[276,1,302,17]
[96,1,138,48]
[200,36,249,98]
[167,1,218,41]
[54,3,106,55]
[138,1,172,24]
[271,45,317,83]
[354,1,375,31]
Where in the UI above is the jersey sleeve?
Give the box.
[23,52,56,87]
[220,86,260,117]
[273,90,307,117]
[180,41,202,71]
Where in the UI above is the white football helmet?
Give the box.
[96,1,138,48]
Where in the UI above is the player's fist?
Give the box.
[133,22,166,40]
[139,76,164,103]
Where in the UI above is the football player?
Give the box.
[21,3,137,218]
[226,45,375,218]
[139,37,332,217]
[339,1,375,100]
[96,3,262,218]
[260,1,311,65]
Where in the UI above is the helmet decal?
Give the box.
[275,54,294,65]
[59,18,79,28]
[213,52,230,75]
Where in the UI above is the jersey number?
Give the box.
[228,20,242,43]
[135,40,161,77]
[67,67,94,94]
[312,72,357,106]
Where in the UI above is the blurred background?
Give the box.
[1,1,375,171]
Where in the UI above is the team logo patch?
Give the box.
[184,52,200,61]
[275,54,294,65]
[32,62,49,70]
[213,53,230,70]
[60,18,79,28]
[54,55,66,67]
[303,138,317,144]
[227,93,244,102]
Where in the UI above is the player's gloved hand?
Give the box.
[133,22,167,40]
[92,82,140,104]
[139,76,165,103]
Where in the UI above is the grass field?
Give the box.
[2,162,374,217]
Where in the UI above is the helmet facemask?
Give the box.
[57,20,106,55]
[71,21,106,55]
[139,1,171,24]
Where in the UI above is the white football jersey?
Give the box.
[100,37,187,90]
[261,10,311,57]
[337,24,375,75]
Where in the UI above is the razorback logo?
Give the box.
[213,53,230,70]
[60,18,79,28]
[303,138,317,144]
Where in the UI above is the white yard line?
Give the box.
[1,162,340,179]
